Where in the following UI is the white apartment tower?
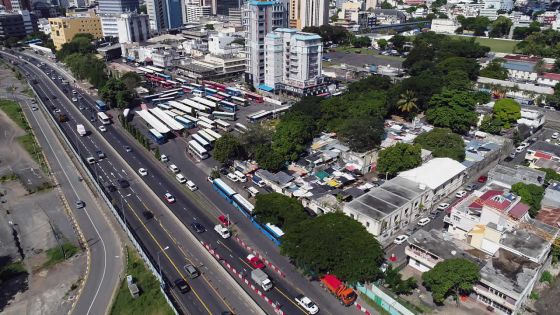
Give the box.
[289,0,328,29]
[117,12,150,43]
[243,0,287,88]
[264,28,323,93]
[185,4,212,22]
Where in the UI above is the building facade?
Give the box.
[289,0,328,29]
[214,0,240,16]
[263,28,324,95]
[98,0,139,38]
[243,0,287,88]
[116,12,149,43]
[147,0,182,31]
[48,15,103,49]
[185,4,211,22]
[0,10,37,39]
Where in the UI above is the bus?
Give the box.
[197,111,211,118]
[144,93,164,101]
[197,121,214,130]
[188,140,208,160]
[206,95,222,103]
[198,130,216,144]
[232,194,254,214]
[152,97,176,103]
[192,134,211,150]
[217,91,231,99]
[165,80,180,87]
[97,112,111,125]
[317,92,331,99]
[219,100,237,112]
[184,114,198,124]
[159,91,180,99]
[193,89,204,97]
[213,111,236,121]
[157,103,172,110]
[198,116,215,127]
[193,96,217,109]
[271,106,291,117]
[189,83,203,90]
[248,110,270,123]
[170,108,186,116]
[175,116,195,129]
[146,65,164,73]
[231,96,248,106]
[181,99,210,113]
[156,72,172,80]
[137,67,155,74]
[181,86,193,94]
[205,87,218,95]
[164,110,178,118]
[95,100,107,112]
[204,128,222,140]
[235,123,249,133]
[175,77,187,84]
[244,91,264,103]
[149,128,166,144]
[226,87,242,96]
[215,119,232,132]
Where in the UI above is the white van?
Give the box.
[247,186,259,197]
[169,164,179,173]
[234,171,247,182]
[186,180,197,191]
[226,173,238,182]
[176,173,187,184]
[214,224,230,239]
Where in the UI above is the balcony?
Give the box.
[404,246,442,268]
[474,285,517,309]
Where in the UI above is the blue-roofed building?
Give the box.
[263,28,327,96]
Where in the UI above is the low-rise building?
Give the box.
[430,18,459,34]
[487,164,545,188]
[517,108,545,129]
[526,141,560,164]
[48,15,102,50]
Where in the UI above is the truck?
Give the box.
[56,113,68,123]
[77,124,86,136]
[251,268,273,291]
[320,274,357,306]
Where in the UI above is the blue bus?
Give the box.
[148,128,166,144]
[95,100,107,112]
[219,100,237,112]
[205,87,218,95]
[225,87,241,96]
[174,116,195,129]
[213,178,236,199]
[156,73,172,80]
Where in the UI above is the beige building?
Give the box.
[289,0,329,29]
[48,15,103,50]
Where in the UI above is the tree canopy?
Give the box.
[254,193,308,230]
[281,212,384,284]
[511,182,544,217]
[377,143,422,177]
[457,16,490,36]
[213,134,244,164]
[426,89,478,134]
[515,29,560,57]
[99,78,133,108]
[414,128,465,161]
[489,16,512,38]
[480,59,508,80]
[493,98,521,128]
[422,258,480,304]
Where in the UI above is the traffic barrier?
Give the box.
[356,303,372,315]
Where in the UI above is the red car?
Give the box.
[247,254,265,269]
[164,192,175,204]
[478,176,488,183]
[218,215,231,227]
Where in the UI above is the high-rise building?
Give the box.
[213,0,240,16]
[263,28,323,95]
[49,15,103,49]
[185,4,211,22]
[0,10,37,39]
[117,12,149,43]
[10,0,31,11]
[98,0,139,38]
[243,0,287,87]
[289,0,328,29]
[146,0,182,31]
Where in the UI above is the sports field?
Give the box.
[448,35,519,53]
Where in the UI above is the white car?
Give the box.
[72,97,77,102]
[553,132,559,139]
[169,164,179,173]
[160,154,169,162]
[393,235,409,245]
[437,203,450,211]
[138,168,148,176]
[295,295,319,314]
[417,217,431,226]
[455,190,467,198]
[186,180,197,191]
[515,146,524,153]
[99,125,107,132]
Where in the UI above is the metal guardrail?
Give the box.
[27,75,180,314]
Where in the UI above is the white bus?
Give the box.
[198,129,216,144]
[97,112,111,125]
[213,111,236,121]
[215,119,232,132]
[188,140,208,160]
[184,114,198,124]
[198,116,215,126]
[197,121,214,131]
[235,123,248,134]
[164,110,178,118]
[204,128,222,140]
[192,134,211,149]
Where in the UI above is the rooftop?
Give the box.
[345,177,426,220]
[398,158,467,190]
[536,207,560,227]
[500,228,550,261]
[541,72,560,80]
[480,248,540,296]
[530,141,560,158]
[408,229,487,264]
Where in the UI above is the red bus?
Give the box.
[244,91,264,103]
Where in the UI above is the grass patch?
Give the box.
[0,99,29,130]
[43,243,79,268]
[331,46,405,61]
[110,246,174,315]
[0,261,28,281]
[360,293,391,315]
[0,173,18,182]
[447,35,518,53]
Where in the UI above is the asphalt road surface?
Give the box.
[5,59,124,315]
[21,51,370,315]
[8,53,264,315]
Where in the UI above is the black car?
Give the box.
[190,222,206,233]
[118,179,130,188]
[142,210,154,220]
[105,184,117,192]
[62,88,68,93]
[174,279,190,294]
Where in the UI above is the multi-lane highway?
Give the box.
[16,50,366,315]
[6,52,264,315]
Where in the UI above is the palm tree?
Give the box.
[397,90,418,113]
